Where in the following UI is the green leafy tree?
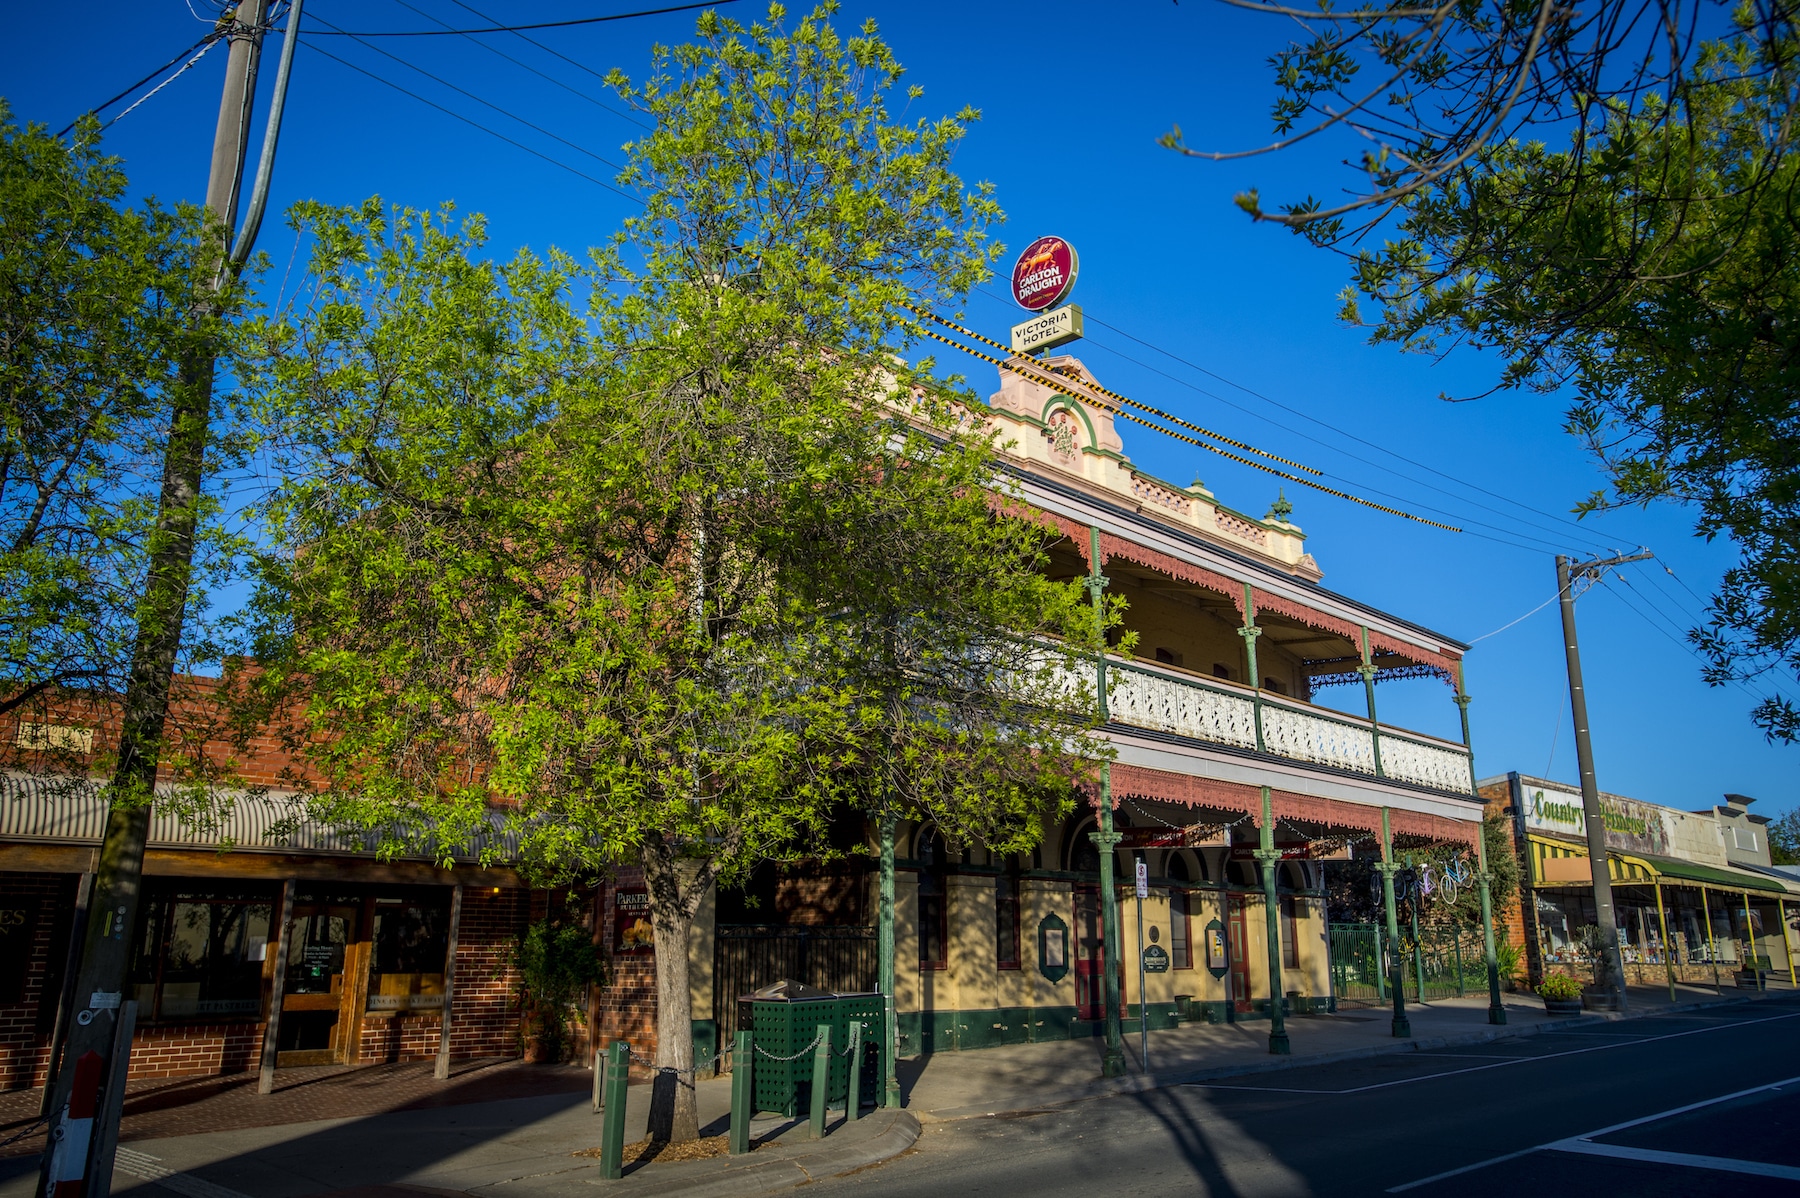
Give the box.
[1769,808,1800,866]
[242,6,1107,1144]
[1,107,247,744]
[514,905,609,1062]
[1170,3,1800,737]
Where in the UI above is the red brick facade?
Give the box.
[0,872,73,1089]
[592,871,658,1059]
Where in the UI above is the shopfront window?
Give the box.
[131,886,275,1021]
[369,895,450,1010]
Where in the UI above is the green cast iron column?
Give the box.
[1458,688,1506,1025]
[1094,767,1126,1076]
[1086,528,1126,1077]
[1359,627,1383,777]
[878,813,900,1107]
[1379,807,1412,1037]
[1240,584,1264,751]
[1256,786,1290,1054]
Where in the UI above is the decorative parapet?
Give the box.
[985,355,1320,580]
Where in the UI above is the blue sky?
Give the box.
[5,1,1793,817]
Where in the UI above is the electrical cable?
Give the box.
[304,14,626,172]
[1601,575,1788,708]
[909,321,1463,532]
[445,0,652,127]
[1466,589,1563,643]
[908,307,1321,474]
[972,283,1624,554]
[1057,294,1625,551]
[303,0,739,36]
[58,32,222,137]
[1067,322,1621,557]
[300,41,640,202]
[389,0,649,130]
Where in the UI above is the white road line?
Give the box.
[1190,1008,1800,1097]
[1547,1140,1800,1180]
[113,1148,256,1198]
[1386,1073,1800,1192]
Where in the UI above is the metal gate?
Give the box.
[1330,921,1483,1003]
[713,925,877,1050]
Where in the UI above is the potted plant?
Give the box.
[514,913,609,1063]
[1536,973,1583,1016]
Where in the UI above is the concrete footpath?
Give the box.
[0,979,1785,1198]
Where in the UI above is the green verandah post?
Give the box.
[877,814,899,1108]
[1458,685,1506,1025]
[1256,786,1290,1054]
[845,1019,864,1122]
[1379,809,1412,1037]
[1088,527,1125,1078]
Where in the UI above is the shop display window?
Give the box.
[369,895,450,1010]
[131,885,275,1021]
[1166,853,1193,970]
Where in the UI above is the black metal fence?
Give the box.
[713,924,878,1052]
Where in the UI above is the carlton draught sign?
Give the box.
[1010,235,1079,311]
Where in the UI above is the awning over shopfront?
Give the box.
[1528,834,1799,897]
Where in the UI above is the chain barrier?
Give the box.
[623,1047,730,1077]
[753,1029,825,1062]
[0,1116,48,1150]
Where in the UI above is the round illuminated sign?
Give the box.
[1010,235,1079,311]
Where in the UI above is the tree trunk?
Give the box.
[641,844,702,1144]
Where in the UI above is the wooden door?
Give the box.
[1074,886,1104,1020]
[1228,896,1252,1013]
[277,901,362,1066]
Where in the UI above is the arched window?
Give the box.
[917,827,948,970]
[1068,819,1100,875]
[1166,853,1193,970]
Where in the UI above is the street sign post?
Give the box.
[1134,858,1149,1072]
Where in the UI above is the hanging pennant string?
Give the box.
[906,319,1463,533]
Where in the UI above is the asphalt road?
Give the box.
[814,997,1800,1198]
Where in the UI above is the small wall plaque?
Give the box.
[1038,913,1071,983]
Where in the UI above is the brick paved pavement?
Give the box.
[0,1058,591,1159]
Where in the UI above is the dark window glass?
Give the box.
[918,829,948,970]
[370,898,449,1010]
[996,867,1021,969]
[131,887,273,1021]
[1280,895,1299,970]
[1212,663,1232,680]
[1171,887,1192,970]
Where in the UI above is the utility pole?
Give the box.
[39,4,300,1193]
[1555,550,1651,1014]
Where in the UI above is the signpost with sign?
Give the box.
[1133,859,1150,1071]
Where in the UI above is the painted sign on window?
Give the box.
[614,889,653,953]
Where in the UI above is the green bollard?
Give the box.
[807,1023,832,1140]
[598,1040,630,1180]
[844,1020,864,1122]
[729,1031,753,1156]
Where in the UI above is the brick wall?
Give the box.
[0,872,72,1089]
[593,872,658,1058]
[1480,778,1538,983]
[359,1014,443,1064]
[127,1022,265,1080]
[444,885,526,1060]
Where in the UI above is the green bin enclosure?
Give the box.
[741,980,885,1118]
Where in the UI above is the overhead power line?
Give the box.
[909,307,1321,475]
[303,0,738,36]
[387,0,649,129]
[59,32,223,137]
[447,0,652,126]
[301,41,640,203]
[909,319,1462,532]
